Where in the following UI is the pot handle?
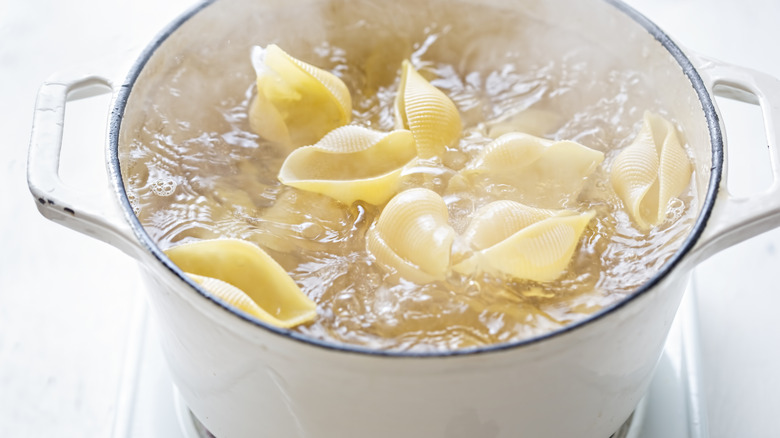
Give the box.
[690,57,780,261]
[27,73,144,259]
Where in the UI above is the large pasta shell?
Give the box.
[186,274,282,323]
[278,126,417,205]
[462,132,604,208]
[453,201,595,282]
[394,60,462,158]
[366,188,456,283]
[611,112,692,229]
[486,109,563,138]
[165,238,316,328]
[249,44,352,148]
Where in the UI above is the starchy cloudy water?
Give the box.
[120,11,696,352]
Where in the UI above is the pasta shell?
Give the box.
[366,188,456,283]
[249,44,352,148]
[249,188,350,254]
[278,126,417,205]
[611,112,692,229]
[186,274,280,322]
[165,238,316,328]
[462,132,605,208]
[486,109,563,138]
[394,60,462,158]
[453,201,594,282]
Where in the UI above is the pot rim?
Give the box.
[108,0,723,358]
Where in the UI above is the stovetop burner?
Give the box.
[111,283,706,438]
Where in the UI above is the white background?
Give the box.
[1,0,778,436]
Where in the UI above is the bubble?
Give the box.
[127,193,141,216]
[151,178,177,197]
[666,198,685,221]
[300,222,325,240]
[465,279,482,295]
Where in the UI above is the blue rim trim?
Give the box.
[108,0,723,358]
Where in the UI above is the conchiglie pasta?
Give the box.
[248,188,351,254]
[462,132,605,208]
[187,274,283,323]
[278,126,417,205]
[610,112,692,229]
[366,188,456,283]
[165,238,316,328]
[249,44,352,148]
[394,60,462,159]
[453,201,595,282]
[486,109,563,138]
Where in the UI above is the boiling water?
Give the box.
[120,6,696,352]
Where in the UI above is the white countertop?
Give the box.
[2,1,779,436]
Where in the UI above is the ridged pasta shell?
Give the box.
[366,188,456,283]
[278,126,417,205]
[394,60,462,158]
[186,274,281,323]
[165,238,316,328]
[249,44,352,148]
[462,132,605,208]
[453,201,595,282]
[611,112,692,229]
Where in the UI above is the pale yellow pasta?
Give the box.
[247,188,352,254]
[611,112,692,229]
[486,109,563,138]
[249,44,352,148]
[366,188,456,283]
[394,60,462,159]
[278,126,417,205]
[186,274,284,323]
[165,238,316,328]
[462,132,604,208]
[453,201,595,282]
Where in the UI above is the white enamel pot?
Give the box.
[27,0,780,437]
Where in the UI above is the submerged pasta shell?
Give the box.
[278,126,417,205]
[249,44,352,148]
[249,188,351,254]
[165,238,316,328]
[463,132,605,208]
[366,188,456,283]
[394,60,462,158]
[486,109,563,138]
[611,112,692,229]
[453,201,595,282]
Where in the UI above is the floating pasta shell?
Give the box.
[165,238,316,328]
[278,126,417,205]
[394,60,462,159]
[366,188,456,283]
[453,201,595,282]
[611,112,692,229]
[249,44,352,148]
[186,274,275,320]
[462,132,604,208]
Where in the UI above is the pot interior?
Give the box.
[114,0,718,352]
